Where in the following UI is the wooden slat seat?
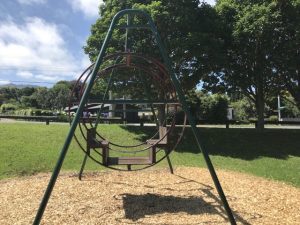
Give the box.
[107,157,152,165]
[87,128,108,149]
[147,126,168,146]
[86,127,157,167]
[103,146,156,166]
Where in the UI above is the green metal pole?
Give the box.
[143,11,237,225]
[32,12,122,225]
[94,57,122,130]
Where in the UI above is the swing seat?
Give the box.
[103,147,156,166]
[87,128,109,149]
[146,126,168,146]
[102,126,170,168]
[107,156,152,165]
[86,128,156,166]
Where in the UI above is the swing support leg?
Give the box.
[32,11,114,224]
[164,147,173,174]
[149,13,237,224]
[78,152,89,180]
[166,154,174,174]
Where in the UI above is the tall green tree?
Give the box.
[214,0,288,130]
[33,87,51,109]
[84,0,225,92]
[50,82,71,110]
[83,0,227,125]
[269,0,300,108]
[0,87,22,104]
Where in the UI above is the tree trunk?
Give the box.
[157,91,166,126]
[157,104,166,126]
[254,42,265,131]
[256,74,265,131]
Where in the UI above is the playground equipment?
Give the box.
[70,52,186,177]
[33,9,237,225]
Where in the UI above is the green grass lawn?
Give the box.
[0,123,299,187]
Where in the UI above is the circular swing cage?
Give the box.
[68,52,187,171]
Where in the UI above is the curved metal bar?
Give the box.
[77,141,174,172]
[71,53,179,151]
[98,115,177,154]
[70,53,183,156]
[94,56,123,129]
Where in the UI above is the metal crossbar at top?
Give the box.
[116,25,151,30]
[88,100,180,104]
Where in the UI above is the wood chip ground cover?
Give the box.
[0,167,299,225]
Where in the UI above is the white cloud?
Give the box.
[0,80,10,85]
[16,71,34,79]
[81,54,91,68]
[203,0,216,6]
[17,0,46,5]
[35,74,60,81]
[68,0,103,18]
[0,17,89,82]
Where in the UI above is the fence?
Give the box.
[1,115,300,128]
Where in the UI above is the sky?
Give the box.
[0,0,215,87]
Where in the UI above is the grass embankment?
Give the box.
[0,123,299,187]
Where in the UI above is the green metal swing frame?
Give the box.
[33,9,237,225]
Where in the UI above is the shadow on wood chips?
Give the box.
[122,193,219,220]
[119,174,251,225]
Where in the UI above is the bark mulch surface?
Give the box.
[0,167,299,225]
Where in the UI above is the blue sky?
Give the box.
[0,0,215,87]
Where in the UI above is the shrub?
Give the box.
[0,103,18,114]
[200,94,229,123]
[32,109,53,116]
[14,108,33,116]
[268,115,278,122]
[57,114,69,122]
[41,110,53,116]
[231,98,256,122]
[32,109,42,116]
[281,98,300,118]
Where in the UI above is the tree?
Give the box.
[0,86,37,107]
[84,0,226,125]
[0,93,5,105]
[33,87,51,109]
[0,87,22,104]
[199,93,229,123]
[50,81,71,110]
[230,97,256,122]
[20,95,38,108]
[84,0,225,92]
[20,87,35,97]
[268,0,300,108]
[186,89,202,118]
[213,0,286,130]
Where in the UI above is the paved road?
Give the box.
[1,118,300,129]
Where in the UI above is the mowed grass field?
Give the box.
[0,122,299,187]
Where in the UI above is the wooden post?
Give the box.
[149,146,156,163]
[102,141,109,166]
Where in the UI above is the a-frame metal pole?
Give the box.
[32,12,121,225]
[144,12,237,225]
